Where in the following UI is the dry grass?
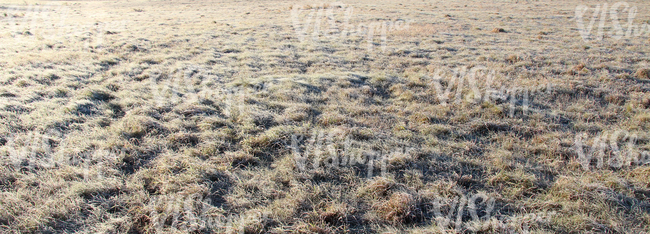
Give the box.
[371,192,417,225]
[0,0,650,233]
[636,68,650,80]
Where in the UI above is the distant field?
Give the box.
[1,0,649,233]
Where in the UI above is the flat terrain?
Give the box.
[1,0,650,233]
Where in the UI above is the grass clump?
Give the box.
[115,115,168,139]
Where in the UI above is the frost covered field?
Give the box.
[1,0,650,233]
